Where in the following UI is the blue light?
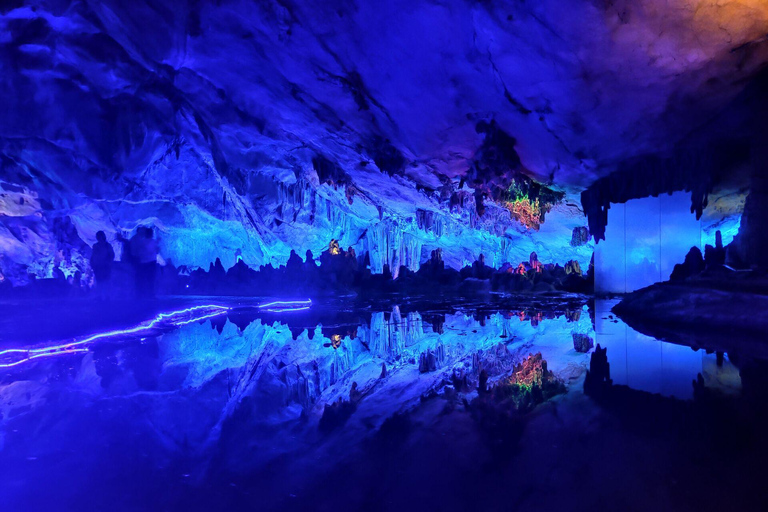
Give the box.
[0,305,230,369]
[172,311,230,326]
[0,303,314,368]
[0,348,91,369]
[264,306,311,313]
[258,299,312,309]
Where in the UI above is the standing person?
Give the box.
[131,227,159,298]
[90,231,116,299]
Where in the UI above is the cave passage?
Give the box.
[2,0,768,511]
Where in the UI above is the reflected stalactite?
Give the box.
[418,344,445,373]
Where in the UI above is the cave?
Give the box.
[2,1,768,511]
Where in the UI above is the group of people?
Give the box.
[89,226,160,299]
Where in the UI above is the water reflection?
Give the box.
[0,298,755,510]
[157,300,597,410]
[596,300,741,399]
[0,299,745,412]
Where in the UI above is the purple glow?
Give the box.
[0,302,319,369]
[0,305,230,369]
[171,311,230,326]
[0,348,91,369]
[264,306,311,313]
[258,300,312,309]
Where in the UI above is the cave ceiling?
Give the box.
[1,0,767,277]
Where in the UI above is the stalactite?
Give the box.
[366,310,405,359]
[581,140,749,241]
[403,312,425,348]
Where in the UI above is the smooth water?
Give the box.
[0,297,763,511]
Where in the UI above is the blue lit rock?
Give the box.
[2,1,767,282]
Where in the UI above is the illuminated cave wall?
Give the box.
[2,0,767,284]
[595,191,743,294]
[0,156,594,285]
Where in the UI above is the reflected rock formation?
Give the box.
[1,0,768,509]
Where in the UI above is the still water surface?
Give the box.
[0,297,758,511]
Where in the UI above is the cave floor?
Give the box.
[0,296,766,511]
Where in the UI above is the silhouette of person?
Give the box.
[286,249,303,271]
[90,231,115,298]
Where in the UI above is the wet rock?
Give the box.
[418,344,445,373]
[572,333,594,353]
[570,226,590,246]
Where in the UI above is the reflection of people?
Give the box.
[90,231,115,299]
[130,227,159,298]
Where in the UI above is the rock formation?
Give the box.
[4,0,768,282]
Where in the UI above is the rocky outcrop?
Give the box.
[418,344,445,373]
[570,227,590,247]
[572,333,593,353]
[670,247,705,281]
